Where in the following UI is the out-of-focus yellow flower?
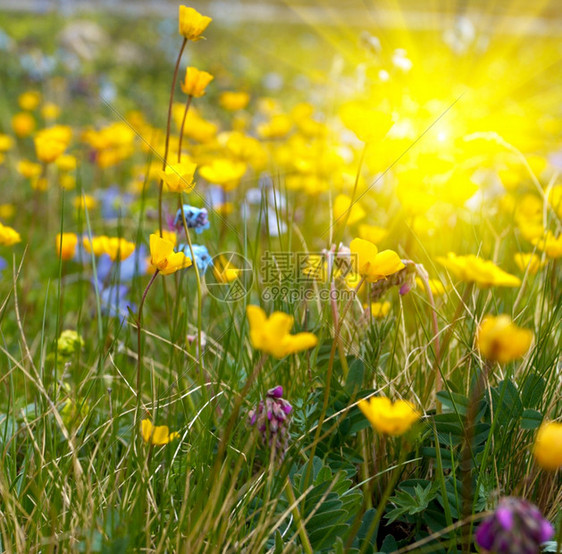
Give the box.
[0,204,15,220]
[181,67,214,98]
[476,315,533,364]
[548,186,562,218]
[41,102,61,120]
[438,252,521,288]
[73,195,98,211]
[12,112,35,137]
[34,125,72,163]
[59,174,76,190]
[56,233,78,261]
[83,236,135,261]
[0,222,21,246]
[17,159,42,179]
[340,102,393,143]
[365,301,391,318]
[158,229,177,247]
[513,253,544,274]
[160,161,197,193]
[257,114,292,139]
[358,224,388,244]
[333,194,366,226]
[178,5,212,41]
[212,255,241,283]
[199,159,246,191]
[358,396,420,436]
[350,238,405,283]
[82,122,135,169]
[343,271,366,292]
[415,277,447,297]
[301,254,327,281]
[518,220,544,242]
[533,421,562,471]
[32,177,48,191]
[56,154,77,172]
[149,233,192,275]
[220,91,250,111]
[141,419,179,445]
[246,305,318,358]
[0,134,14,152]
[18,91,41,111]
[532,232,562,258]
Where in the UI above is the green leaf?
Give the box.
[520,409,543,429]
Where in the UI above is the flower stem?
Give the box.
[136,269,159,408]
[158,37,187,236]
[285,477,313,554]
[177,95,193,163]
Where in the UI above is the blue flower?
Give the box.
[96,185,133,220]
[100,284,135,324]
[95,245,149,285]
[174,205,210,234]
[178,243,212,271]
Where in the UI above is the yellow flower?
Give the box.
[18,91,41,111]
[181,67,214,98]
[0,204,15,220]
[513,253,544,274]
[149,233,192,275]
[365,301,391,318]
[415,277,447,297]
[246,305,318,359]
[358,396,420,436]
[257,114,292,139]
[178,5,212,41]
[358,224,388,244]
[83,236,107,257]
[213,255,241,283]
[73,194,97,211]
[158,229,177,247]
[437,252,521,288]
[60,174,76,190]
[533,421,562,471]
[12,112,35,137]
[56,233,78,261]
[34,125,72,163]
[0,222,21,246]
[41,102,61,120]
[476,315,533,364]
[141,419,179,445]
[340,102,393,143]
[532,232,562,258]
[0,134,14,152]
[103,238,136,262]
[349,238,405,282]
[160,161,197,193]
[220,91,250,111]
[333,194,366,226]
[17,159,42,179]
[55,154,77,172]
[199,159,247,191]
[302,254,328,281]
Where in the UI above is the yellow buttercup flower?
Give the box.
[18,91,41,111]
[333,194,366,226]
[476,315,533,364]
[532,232,562,259]
[41,102,61,120]
[181,67,214,98]
[178,5,212,41]
[141,419,179,445]
[56,233,78,261]
[220,91,250,111]
[437,252,521,288]
[73,194,97,211]
[358,396,420,436]
[0,134,14,152]
[349,238,405,283]
[56,154,77,172]
[213,255,241,283]
[533,421,562,471]
[0,223,21,246]
[246,305,318,359]
[358,224,388,244]
[34,125,72,163]
[17,159,42,179]
[12,112,35,137]
[199,159,247,191]
[257,114,292,139]
[513,253,544,274]
[149,233,192,275]
[415,277,447,297]
[160,161,197,193]
[102,238,136,262]
[83,236,107,257]
[0,204,15,220]
[365,301,391,318]
[340,102,393,143]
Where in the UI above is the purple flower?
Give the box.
[248,386,293,461]
[475,497,554,554]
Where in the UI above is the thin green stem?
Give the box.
[177,95,193,163]
[285,477,313,554]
